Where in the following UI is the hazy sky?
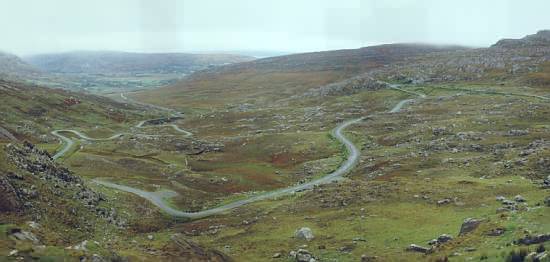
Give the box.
[1,0,549,56]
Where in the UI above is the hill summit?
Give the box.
[492,29,550,48]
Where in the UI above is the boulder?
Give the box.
[291,249,314,262]
[496,196,506,202]
[295,227,314,241]
[486,228,505,236]
[428,234,453,246]
[516,234,550,245]
[73,240,88,251]
[514,195,526,202]
[361,254,377,262]
[437,234,453,244]
[9,229,40,244]
[459,218,482,236]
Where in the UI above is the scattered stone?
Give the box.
[90,254,105,262]
[147,235,154,240]
[437,198,452,205]
[338,245,355,253]
[486,228,506,236]
[428,239,438,246]
[273,252,281,258]
[361,254,377,262]
[406,244,432,254]
[465,247,476,252]
[73,240,88,251]
[507,129,529,136]
[428,234,453,246]
[437,234,453,244]
[27,221,40,229]
[353,237,367,242]
[295,227,314,241]
[432,127,447,136]
[514,195,526,203]
[496,196,506,202]
[289,251,297,258]
[459,218,482,236]
[291,249,314,262]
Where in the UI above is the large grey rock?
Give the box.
[294,227,314,241]
[9,229,39,244]
[459,218,482,236]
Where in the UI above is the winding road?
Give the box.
[84,89,426,220]
[51,84,549,219]
[51,96,192,160]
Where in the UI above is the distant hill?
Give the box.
[133,43,468,109]
[201,43,467,74]
[0,79,143,142]
[0,51,41,79]
[24,51,256,75]
[492,30,550,48]
[297,30,550,97]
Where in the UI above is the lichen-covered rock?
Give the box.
[294,227,315,241]
[459,218,482,236]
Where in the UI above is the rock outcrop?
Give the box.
[0,174,22,212]
[459,218,482,236]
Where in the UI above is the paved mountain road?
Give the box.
[90,91,424,220]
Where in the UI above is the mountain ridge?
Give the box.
[24,51,256,75]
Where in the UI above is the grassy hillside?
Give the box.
[133,44,467,110]
[0,79,147,143]
[2,31,550,261]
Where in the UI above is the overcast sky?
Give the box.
[1,0,549,56]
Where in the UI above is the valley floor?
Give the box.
[8,83,546,261]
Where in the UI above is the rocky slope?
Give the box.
[300,30,550,97]
[0,141,232,261]
[0,79,144,143]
